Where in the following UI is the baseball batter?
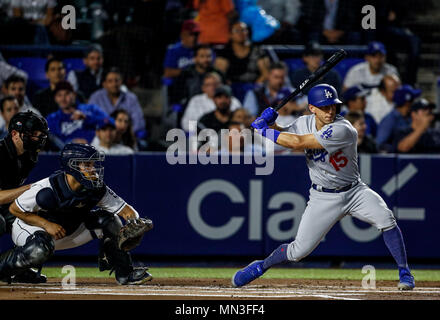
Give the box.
[232,84,415,290]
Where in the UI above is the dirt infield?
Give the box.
[0,278,439,300]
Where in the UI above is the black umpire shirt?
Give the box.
[0,135,37,212]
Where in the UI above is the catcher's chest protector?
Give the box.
[37,172,107,234]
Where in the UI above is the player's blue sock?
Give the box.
[383,226,409,269]
[262,244,289,271]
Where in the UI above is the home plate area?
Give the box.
[0,278,439,300]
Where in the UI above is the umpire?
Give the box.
[0,110,49,283]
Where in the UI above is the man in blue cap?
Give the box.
[340,85,377,137]
[376,84,422,152]
[243,61,301,117]
[394,98,439,153]
[343,41,399,91]
[232,83,415,290]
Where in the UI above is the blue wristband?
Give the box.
[260,128,281,143]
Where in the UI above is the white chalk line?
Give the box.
[34,290,361,300]
[3,284,440,300]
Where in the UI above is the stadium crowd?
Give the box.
[0,0,438,155]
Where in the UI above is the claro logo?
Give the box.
[187,179,382,242]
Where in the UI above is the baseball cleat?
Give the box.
[398,267,415,290]
[232,260,265,287]
[12,268,47,284]
[116,267,153,285]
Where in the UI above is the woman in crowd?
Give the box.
[214,21,270,84]
[111,109,138,151]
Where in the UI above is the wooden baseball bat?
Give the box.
[272,49,347,112]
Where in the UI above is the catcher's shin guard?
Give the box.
[86,212,124,272]
[101,237,134,279]
[0,231,54,280]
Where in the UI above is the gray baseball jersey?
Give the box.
[287,114,360,189]
[283,114,396,263]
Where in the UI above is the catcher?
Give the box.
[0,143,153,285]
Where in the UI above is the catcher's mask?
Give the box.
[60,143,105,190]
[8,111,49,153]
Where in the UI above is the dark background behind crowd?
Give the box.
[0,0,439,155]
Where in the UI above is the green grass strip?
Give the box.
[42,267,440,282]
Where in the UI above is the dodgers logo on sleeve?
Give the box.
[320,125,333,140]
[306,149,328,162]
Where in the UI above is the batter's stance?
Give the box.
[232,84,415,290]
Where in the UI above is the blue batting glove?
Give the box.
[251,117,269,130]
[261,107,278,126]
[252,117,281,143]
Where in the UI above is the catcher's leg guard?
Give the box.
[100,236,152,284]
[0,231,54,280]
[101,237,133,280]
[85,211,124,272]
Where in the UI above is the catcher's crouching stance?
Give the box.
[0,143,153,285]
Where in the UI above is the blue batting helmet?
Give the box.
[60,143,105,190]
[308,84,342,107]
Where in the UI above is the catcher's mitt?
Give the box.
[118,218,153,251]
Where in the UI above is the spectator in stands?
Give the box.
[181,72,241,132]
[394,99,440,153]
[243,62,302,117]
[289,41,341,95]
[33,57,85,117]
[340,85,377,137]
[11,0,55,44]
[0,56,28,95]
[366,0,421,85]
[3,75,40,114]
[0,75,42,139]
[198,85,233,132]
[231,107,252,128]
[214,21,270,84]
[163,20,200,79]
[258,0,302,44]
[366,74,401,125]
[0,96,19,139]
[91,118,134,155]
[376,84,421,152]
[46,81,111,145]
[169,44,224,108]
[193,0,237,45]
[111,109,138,151]
[88,67,147,139]
[343,42,399,91]
[300,0,362,45]
[345,110,378,153]
[67,44,104,100]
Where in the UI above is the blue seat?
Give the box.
[333,58,364,80]
[7,57,47,81]
[284,58,305,73]
[230,82,256,104]
[284,57,365,81]
[64,58,85,74]
[7,57,49,98]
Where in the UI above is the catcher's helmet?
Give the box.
[308,84,342,107]
[8,111,49,152]
[60,143,105,190]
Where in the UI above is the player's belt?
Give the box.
[312,180,359,193]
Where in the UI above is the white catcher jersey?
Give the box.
[287,114,360,188]
[15,177,126,214]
